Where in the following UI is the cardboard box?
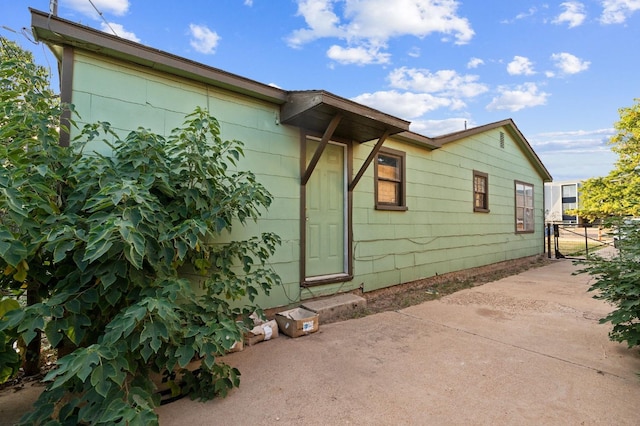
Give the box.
[227,339,244,353]
[275,307,319,337]
[243,319,279,346]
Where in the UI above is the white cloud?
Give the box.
[533,129,613,153]
[487,83,549,112]
[287,0,474,63]
[516,7,539,20]
[540,150,616,180]
[349,67,487,121]
[535,128,614,139]
[388,67,488,98]
[501,7,538,24]
[341,0,474,44]
[530,128,616,179]
[467,57,484,69]
[507,56,536,76]
[63,0,129,18]
[410,118,474,136]
[189,24,220,55]
[99,22,140,43]
[408,47,421,58]
[600,0,640,24]
[327,45,390,65]
[553,2,587,28]
[287,0,344,46]
[352,91,464,120]
[551,52,590,74]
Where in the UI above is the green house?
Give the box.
[31,9,552,310]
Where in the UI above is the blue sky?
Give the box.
[2,1,639,181]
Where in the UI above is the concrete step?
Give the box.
[301,293,367,324]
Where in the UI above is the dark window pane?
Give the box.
[378,154,400,181]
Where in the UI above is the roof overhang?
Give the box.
[280,91,410,143]
[432,119,553,182]
[31,9,409,143]
[29,8,287,104]
[29,9,551,183]
[392,131,442,150]
[502,121,553,182]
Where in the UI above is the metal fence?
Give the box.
[544,223,615,259]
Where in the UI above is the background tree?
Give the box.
[577,99,640,221]
[0,37,281,425]
[576,98,640,359]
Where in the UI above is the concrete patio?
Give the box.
[157,257,640,425]
[2,257,639,425]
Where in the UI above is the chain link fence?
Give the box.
[544,223,615,259]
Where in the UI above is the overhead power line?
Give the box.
[49,0,119,38]
[87,0,120,37]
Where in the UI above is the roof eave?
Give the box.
[433,119,553,182]
[391,131,442,150]
[29,8,287,104]
[280,90,410,142]
[502,120,553,182]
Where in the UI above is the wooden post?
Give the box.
[546,223,552,258]
[584,225,589,257]
[24,282,41,376]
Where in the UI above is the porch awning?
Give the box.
[280,90,410,142]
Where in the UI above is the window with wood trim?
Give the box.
[375,148,407,210]
[473,171,489,212]
[515,181,534,233]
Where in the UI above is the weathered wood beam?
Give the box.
[301,114,343,186]
[348,129,390,191]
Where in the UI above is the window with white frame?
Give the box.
[515,181,534,233]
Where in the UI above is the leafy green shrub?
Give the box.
[577,219,640,350]
[1,36,281,425]
[574,99,640,361]
[1,35,66,378]
[0,297,21,382]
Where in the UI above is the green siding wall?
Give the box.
[352,129,545,292]
[69,50,546,310]
[70,52,301,309]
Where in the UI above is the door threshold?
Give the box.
[303,273,352,286]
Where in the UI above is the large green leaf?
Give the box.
[176,344,195,368]
[1,187,28,217]
[0,298,20,318]
[53,240,75,263]
[139,321,167,353]
[0,337,21,383]
[1,59,281,422]
[64,313,91,345]
[83,238,114,264]
[90,364,113,397]
[0,238,28,267]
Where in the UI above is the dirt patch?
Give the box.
[320,255,552,323]
[0,335,59,396]
[476,307,513,321]
[0,372,47,394]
